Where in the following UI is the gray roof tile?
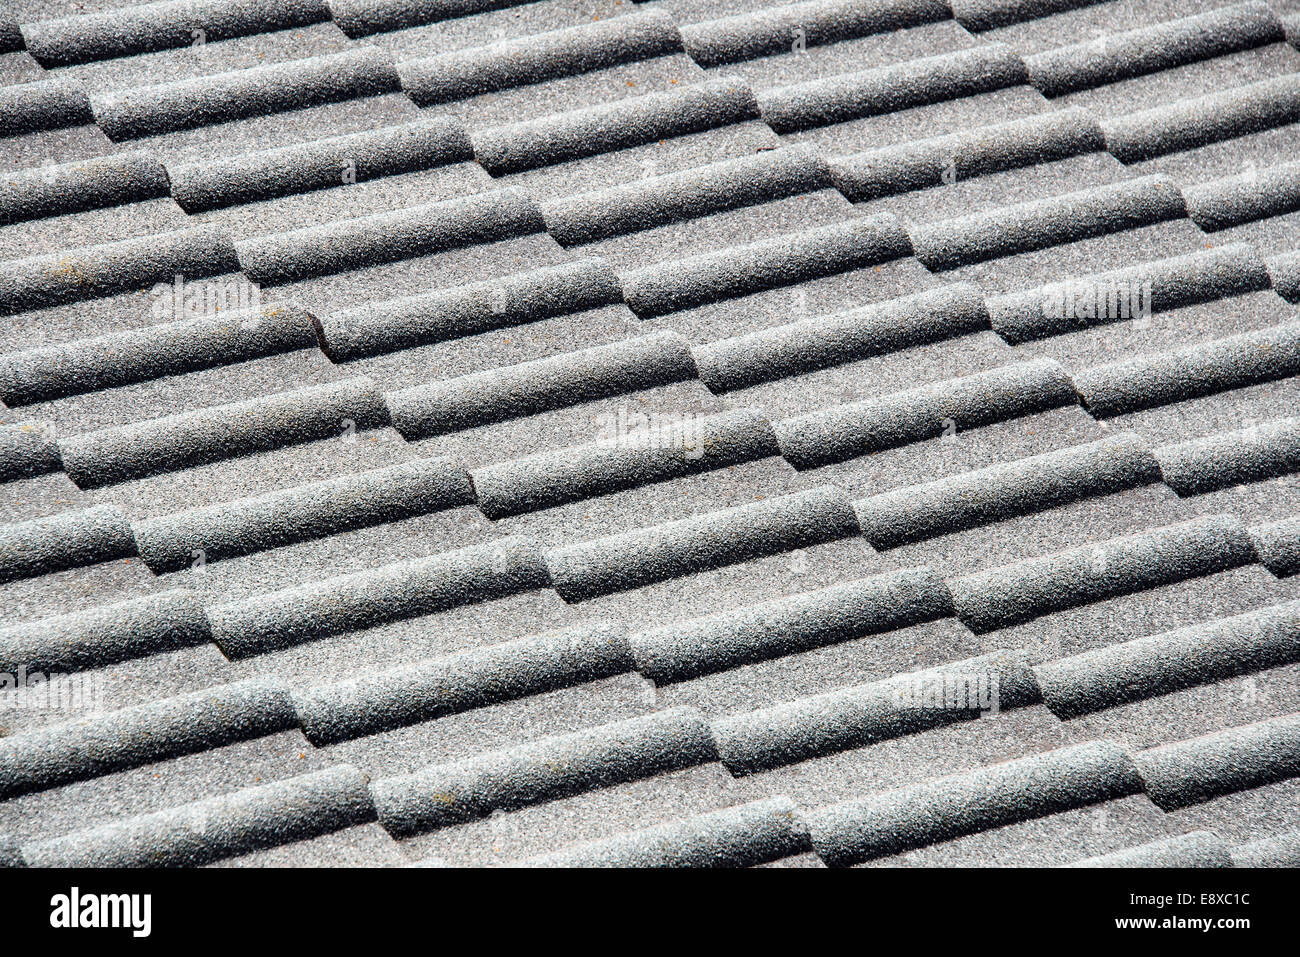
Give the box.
[58,376,390,487]
[472,75,760,174]
[0,588,211,673]
[397,11,684,105]
[949,514,1260,631]
[522,795,809,866]
[0,302,319,405]
[0,77,93,136]
[3,0,1299,868]
[1133,713,1300,808]
[235,186,543,283]
[0,503,136,583]
[168,115,472,212]
[22,0,332,67]
[372,706,718,835]
[680,0,950,68]
[1024,3,1283,97]
[546,484,861,600]
[776,359,1078,468]
[757,42,1028,133]
[92,46,400,139]
[0,224,240,314]
[21,764,376,867]
[1102,72,1300,163]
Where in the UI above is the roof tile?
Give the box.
[58,376,390,487]
[21,764,376,867]
[1133,713,1300,809]
[0,588,211,674]
[168,115,472,212]
[92,46,401,139]
[396,11,684,106]
[545,485,861,601]
[757,42,1028,133]
[22,0,332,68]
[1024,3,1283,98]
[0,677,299,799]
[372,707,718,836]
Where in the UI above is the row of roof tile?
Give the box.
[5,696,1297,865]
[1,495,1296,689]
[0,0,1196,71]
[522,721,1300,866]
[2,297,1298,576]
[1,3,1293,154]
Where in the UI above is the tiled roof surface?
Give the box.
[1,0,1300,867]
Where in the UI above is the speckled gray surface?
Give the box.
[3,0,1300,869]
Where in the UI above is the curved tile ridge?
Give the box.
[21,765,376,868]
[472,407,781,519]
[1185,160,1300,232]
[1250,515,1300,577]
[295,622,633,744]
[396,11,684,106]
[321,257,622,362]
[831,107,1102,203]
[471,77,759,176]
[987,243,1271,344]
[631,567,954,682]
[0,504,137,584]
[1266,247,1300,302]
[696,284,989,394]
[543,146,832,247]
[0,302,320,406]
[1232,827,1300,866]
[949,514,1260,633]
[774,358,1077,469]
[545,485,862,602]
[1034,597,1300,718]
[806,740,1142,866]
[1072,321,1300,418]
[372,707,719,836]
[0,224,241,316]
[948,0,1106,32]
[1024,3,1284,99]
[59,377,390,489]
[385,332,697,439]
[1065,831,1233,868]
[1132,713,1300,810]
[236,187,543,285]
[0,18,22,54]
[0,79,94,138]
[715,650,1041,775]
[168,116,472,213]
[0,589,211,674]
[0,421,62,483]
[206,536,550,657]
[853,433,1161,549]
[757,43,1027,134]
[23,0,331,68]
[1155,417,1300,496]
[910,175,1188,272]
[621,214,912,318]
[91,46,401,141]
[0,678,299,800]
[327,0,535,37]
[1102,73,1300,164]
[132,456,474,572]
[521,796,811,867]
[0,151,169,226]
[680,0,950,69]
